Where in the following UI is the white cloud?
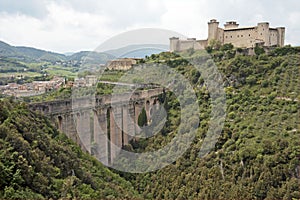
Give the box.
[0,0,299,53]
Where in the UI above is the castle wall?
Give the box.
[169,38,207,52]
[179,40,197,51]
[170,19,285,51]
[224,28,257,48]
[270,29,279,46]
[197,40,208,49]
[217,28,224,43]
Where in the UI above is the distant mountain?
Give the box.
[0,41,66,62]
[0,41,169,63]
[64,52,75,56]
[104,44,169,58]
[0,41,17,56]
[68,51,115,64]
[0,41,116,63]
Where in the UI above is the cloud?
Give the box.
[0,0,49,18]
[0,3,111,52]
[52,0,167,29]
[0,0,299,52]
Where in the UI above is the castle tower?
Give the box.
[257,22,270,46]
[224,21,239,29]
[169,37,179,52]
[208,19,220,42]
[276,27,285,47]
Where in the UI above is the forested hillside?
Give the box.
[119,46,300,199]
[0,45,299,200]
[0,99,139,199]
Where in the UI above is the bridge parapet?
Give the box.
[29,88,164,115]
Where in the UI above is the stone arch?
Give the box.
[42,105,49,113]
[145,100,151,123]
[57,115,63,131]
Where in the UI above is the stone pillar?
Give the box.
[109,106,123,164]
[115,106,123,148]
[134,102,142,137]
[70,113,80,145]
[93,109,108,166]
[122,105,129,145]
[76,111,91,153]
[109,108,117,163]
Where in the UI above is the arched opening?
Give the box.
[137,107,147,127]
[57,116,63,131]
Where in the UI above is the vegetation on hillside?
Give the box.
[0,99,139,199]
[116,46,300,199]
[0,44,299,199]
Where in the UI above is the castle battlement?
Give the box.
[170,19,285,52]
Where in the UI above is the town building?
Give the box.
[1,76,65,97]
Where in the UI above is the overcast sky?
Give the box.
[0,0,299,53]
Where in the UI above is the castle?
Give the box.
[170,19,285,52]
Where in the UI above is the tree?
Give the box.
[208,39,222,50]
[221,43,234,51]
[254,45,265,55]
[138,108,148,127]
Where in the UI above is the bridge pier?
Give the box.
[109,107,122,163]
[76,111,92,154]
[93,109,109,165]
[134,102,143,136]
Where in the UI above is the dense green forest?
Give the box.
[0,99,139,199]
[117,46,300,199]
[0,45,299,199]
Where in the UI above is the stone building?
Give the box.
[106,58,139,71]
[170,19,285,52]
[85,75,97,86]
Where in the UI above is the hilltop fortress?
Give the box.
[170,19,285,52]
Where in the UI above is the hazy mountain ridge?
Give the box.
[0,41,166,63]
[0,41,66,62]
